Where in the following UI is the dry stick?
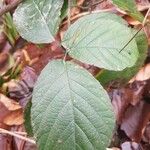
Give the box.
[0,128,36,144]
[142,7,150,38]
[142,7,150,25]
[63,0,107,25]
[62,8,113,26]
[67,0,71,28]
[13,131,27,136]
[0,0,22,17]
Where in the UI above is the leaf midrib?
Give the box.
[32,0,52,39]
[64,62,76,149]
[64,63,104,150]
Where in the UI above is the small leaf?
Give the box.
[62,12,139,71]
[13,0,64,43]
[96,29,148,86]
[31,60,115,150]
[112,0,144,22]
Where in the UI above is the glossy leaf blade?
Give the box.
[31,60,115,150]
[62,12,139,71]
[13,0,64,43]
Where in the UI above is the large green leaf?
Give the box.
[31,60,115,150]
[112,0,144,22]
[62,12,139,71]
[96,29,148,87]
[13,0,64,43]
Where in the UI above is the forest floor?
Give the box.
[0,0,150,149]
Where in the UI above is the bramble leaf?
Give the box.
[96,29,148,86]
[62,12,139,71]
[13,0,64,43]
[31,60,115,150]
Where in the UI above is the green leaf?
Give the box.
[61,0,68,20]
[96,29,148,87]
[24,101,33,136]
[0,75,4,87]
[3,13,19,46]
[61,0,77,20]
[31,60,115,150]
[62,12,139,71]
[13,0,64,43]
[112,0,144,22]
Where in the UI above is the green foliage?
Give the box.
[12,1,146,149]
[3,13,19,46]
[13,0,64,43]
[96,30,148,86]
[24,101,33,136]
[31,60,115,150]
[62,12,138,71]
[61,0,68,20]
[112,0,144,22]
[61,0,77,20]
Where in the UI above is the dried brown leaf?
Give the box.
[110,81,146,123]
[0,94,21,111]
[3,109,24,126]
[121,101,150,142]
[0,134,12,150]
[121,141,142,150]
[131,64,150,82]
[8,66,37,107]
[142,123,150,143]
[0,94,23,126]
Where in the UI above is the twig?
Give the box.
[142,7,150,25]
[0,0,22,17]
[142,7,150,38]
[67,0,71,28]
[64,0,107,26]
[0,128,36,144]
[62,8,114,26]
[119,26,144,53]
[13,131,27,136]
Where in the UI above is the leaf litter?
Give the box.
[0,0,150,149]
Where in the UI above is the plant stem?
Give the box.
[0,128,36,144]
[62,8,113,26]
[67,0,71,28]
